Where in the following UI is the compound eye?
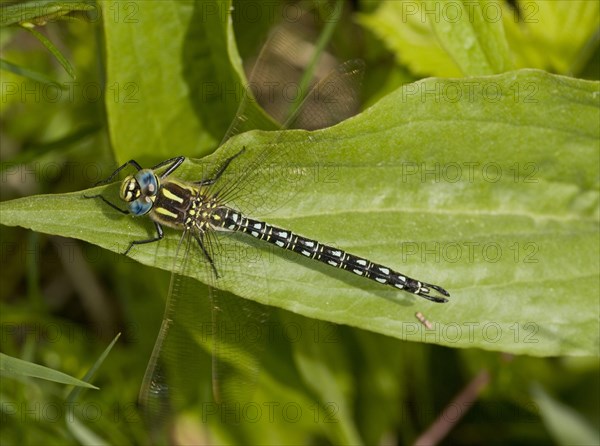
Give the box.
[135,170,159,196]
[128,197,153,216]
[120,175,138,202]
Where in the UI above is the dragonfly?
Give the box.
[96,145,449,299]
[87,23,450,432]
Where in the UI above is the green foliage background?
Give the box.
[0,1,598,445]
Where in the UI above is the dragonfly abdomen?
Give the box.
[216,207,449,303]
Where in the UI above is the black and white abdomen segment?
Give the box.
[215,207,449,303]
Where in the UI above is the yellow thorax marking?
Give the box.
[161,187,184,203]
[155,207,178,218]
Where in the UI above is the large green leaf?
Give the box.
[1,70,598,356]
[358,0,515,76]
[102,0,237,162]
[359,0,599,77]
[357,1,464,77]
[427,0,513,75]
[503,1,600,74]
[101,0,294,164]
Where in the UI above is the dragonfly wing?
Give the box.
[211,24,364,217]
[202,227,270,407]
[138,14,365,433]
[284,59,365,130]
[220,20,362,145]
[139,227,271,430]
[210,291,270,406]
[139,231,213,431]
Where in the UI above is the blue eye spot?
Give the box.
[129,198,153,216]
[136,170,159,196]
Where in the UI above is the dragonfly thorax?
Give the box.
[147,179,222,233]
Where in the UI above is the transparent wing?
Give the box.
[210,288,270,405]
[203,59,364,416]
[139,16,364,434]
[138,228,271,433]
[138,231,206,431]
[203,226,271,406]
[221,20,363,144]
[284,59,364,130]
[207,59,364,219]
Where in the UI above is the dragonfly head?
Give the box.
[120,169,159,216]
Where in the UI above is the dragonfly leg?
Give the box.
[123,222,164,255]
[192,232,219,278]
[154,156,185,178]
[91,159,144,186]
[91,157,185,187]
[194,147,247,186]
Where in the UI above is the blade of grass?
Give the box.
[21,24,76,79]
[0,58,66,86]
[0,353,98,388]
